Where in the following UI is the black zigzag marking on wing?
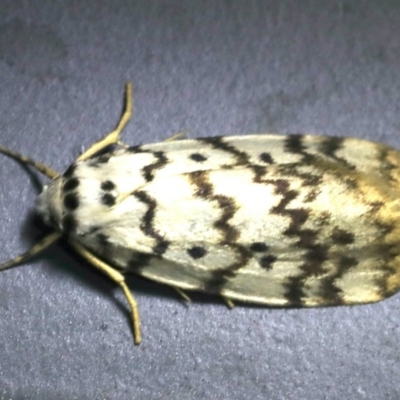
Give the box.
[318,256,358,305]
[361,203,400,298]
[127,146,169,182]
[377,146,398,179]
[250,150,328,305]
[127,144,143,153]
[199,136,251,166]
[284,134,315,164]
[366,146,400,296]
[267,178,329,305]
[283,135,399,303]
[189,170,252,292]
[318,136,356,170]
[133,190,170,255]
[251,136,390,305]
[252,135,324,198]
[141,150,169,182]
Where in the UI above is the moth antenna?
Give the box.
[0,144,58,179]
[77,82,133,161]
[0,143,60,270]
[0,232,61,272]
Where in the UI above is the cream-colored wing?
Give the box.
[65,134,400,306]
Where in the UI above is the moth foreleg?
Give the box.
[222,296,235,309]
[163,131,188,142]
[172,286,192,303]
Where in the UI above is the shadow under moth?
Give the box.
[1,83,400,345]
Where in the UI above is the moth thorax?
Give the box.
[36,177,64,231]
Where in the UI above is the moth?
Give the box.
[1,83,400,345]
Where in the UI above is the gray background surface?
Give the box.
[0,1,399,399]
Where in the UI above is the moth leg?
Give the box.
[222,296,235,309]
[163,130,189,142]
[69,239,141,345]
[117,141,129,149]
[77,82,133,162]
[0,232,61,271]
[172,287,192,303]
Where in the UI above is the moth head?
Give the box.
[36,177,64,231]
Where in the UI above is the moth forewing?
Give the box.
[41,131,400,309]
[2,82,400,347]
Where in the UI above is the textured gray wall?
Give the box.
[0,1,399,399]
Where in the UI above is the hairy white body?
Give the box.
[2,83,400,345]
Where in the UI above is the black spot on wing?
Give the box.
[259,152,274,164]
[101,180,116,191]
[101,193,116,206]
[64,192,79,210]
[187,246,207,259]
[250,242,269,252]
[331,228,355,245]
[63,177,80,192]
[190,153,208,162]
[259,255,277,270]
